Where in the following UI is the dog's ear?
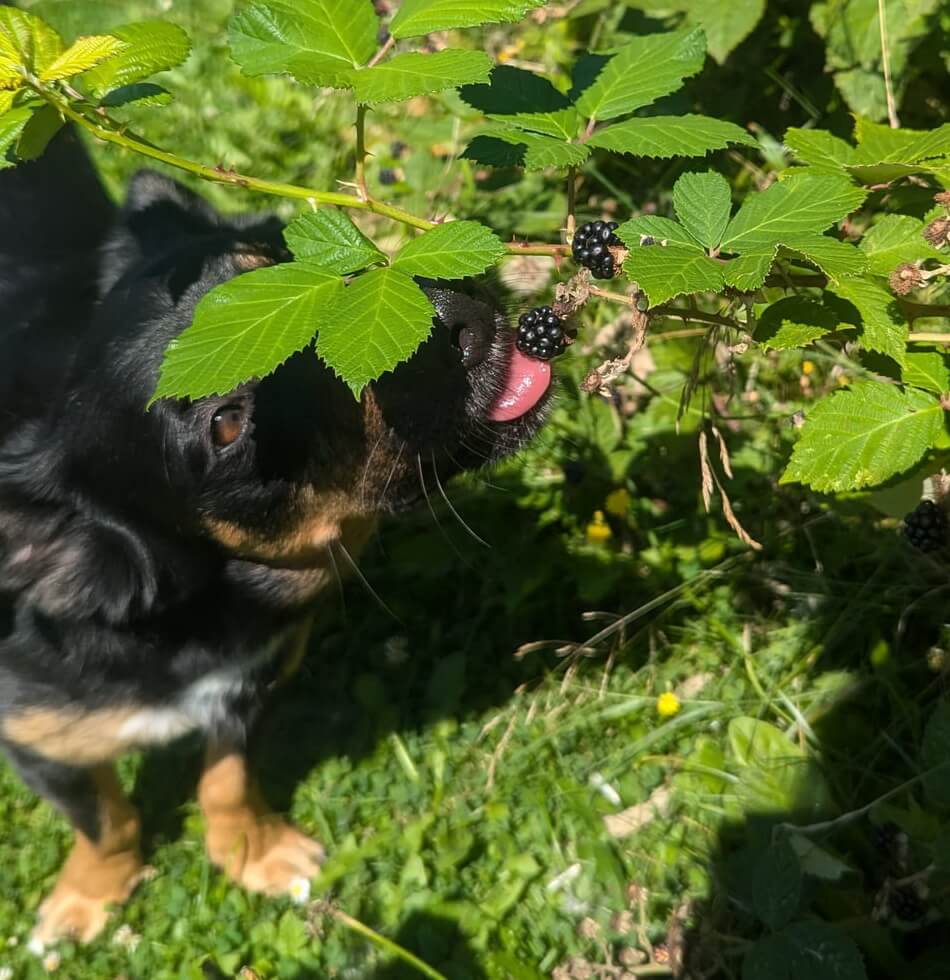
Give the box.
[100,170,225,293]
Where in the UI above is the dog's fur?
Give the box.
[0,130,547,947]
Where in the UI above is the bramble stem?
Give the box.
[653,306,746,330]
[355,104,369,202]
[909,332,950,344]
[367,34,395,68]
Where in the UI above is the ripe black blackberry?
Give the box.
[889,886,925,922]
[572,219,622,280]
[902,500,948,552]
[379,167,399,186]
[516,306,566,360]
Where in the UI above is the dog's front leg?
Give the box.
[198,741,323,896]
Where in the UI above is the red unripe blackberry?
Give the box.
[572,220,622,280]
[516,306,566,360]
[902,500,947,552]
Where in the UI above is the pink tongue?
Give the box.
[488,348,552,422]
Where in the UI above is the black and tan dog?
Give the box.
[0,130,551,948]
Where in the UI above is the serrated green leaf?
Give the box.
[0,7,63,74]
[152,261,342,403]
[0,60,21,91]
[459,135,526,168]
[781,382,944,492]
[829,277,908,367]
[229,0,376,88]
[615,215,704,251]
[284,210,385,274]
[0,104,33,169]
[99,82,172,108]
[854,116,950,164]
[392,220,506,279]
[390,0,547,39]
[83,22,191,99]
[723,248,776,290]
[673,171,731,249]
[750,838,802,930]
[16,103,63,161]
[587,113,754,158]
[784,127,857,176]
[623,244,725,306]
[353,50,491,104]
[903,351,950,394]
[921,701,950,806]
[721,175,867,253]
[780,233,869,278]
[316,268,436,395]
[743,921,868,980]
[859,214,944,276]
[672,0,766,63]
[575,27,706,122]
[39,34,125,82]
[756,295,857,351]
[0,90,17,114]
[480,127,589,171]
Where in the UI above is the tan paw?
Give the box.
[210,818,324,897]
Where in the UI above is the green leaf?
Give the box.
[83,22,191,99]
[0,7,63,74]
[854,116,950,164]
[575,27,706,122]
[353,49,491,103]
[0,104,33,169]
[229,0,377,87]
[39,34,124,82]
[673,0,766,63]
[283,210,385,274]
[902,351,950,394]
[390,0,548,39]
[781,382,945,493]
[392,221,506,279]
[921,700,950,806]
[151,261,342,403]
[615,215,704,251]
[828,277,908,367]
[756,295,858,351]
[787,833,854,881]
[316,268,436,395]
[587,113,754,158]
[480,127,589,170]
[99,83,172,108]
[859,214,944,277]
[780,233,869,278]
[16,103,63,161]
[459,66,579,139]
[784,127,857,176]
[672,171,732,249]
[623,244,725,306]
[459,134,526,168]
[750,838,802,930]
[743,921,868,980]
[723,248,777,290]
[721,175,867,253]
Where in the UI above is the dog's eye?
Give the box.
[211,405,246,448]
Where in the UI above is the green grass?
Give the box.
[2,2,950,978]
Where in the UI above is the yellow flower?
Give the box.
[288,876,311,904]
[837,374,850,387]
[585,510,612,544]
[498,39,525,63]
[605,488,632,517]
[656,692,681,718]
[802,360,815,376]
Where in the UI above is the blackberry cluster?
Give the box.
[516,306,566,360]
[902,500,947,552]
[572,219,621,279]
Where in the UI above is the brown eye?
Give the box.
[211,404,246,448]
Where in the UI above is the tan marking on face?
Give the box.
[31,766,144,946]
[199,743,323,894]
[232,251,276,272]
[3,706,144,765]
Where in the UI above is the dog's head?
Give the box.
[0,171,550,615]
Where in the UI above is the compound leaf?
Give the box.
[317,268,436,395]
[781,382,944,493]
[673,170,732,248]
[575,27,706,122]
[623,244,725,306]
[615,215,704,251]
[353,49,491,103]
[152,261,342,403]
[390,0,548,39]
[588,114,754,158]
[284,210,385,274]
[83,22,191,99]
[392,220,506,279]
[829,276,908,367]
[721,175,866,253]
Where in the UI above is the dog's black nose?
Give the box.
[421,285,497,370]
[452,320,493,368]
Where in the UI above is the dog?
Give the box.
[0,128,550,949]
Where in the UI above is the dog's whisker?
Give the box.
[358,430,387,510]
[415,452,467,560]
[331,539,399,622]
[324,542,346,620]
[376,440,406,511]
[430,449,489,548]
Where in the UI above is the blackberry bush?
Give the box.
[571,220,622,280]
[902,500,948,553]
[516,306,567,360]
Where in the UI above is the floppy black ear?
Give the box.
[99,170,224,293]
